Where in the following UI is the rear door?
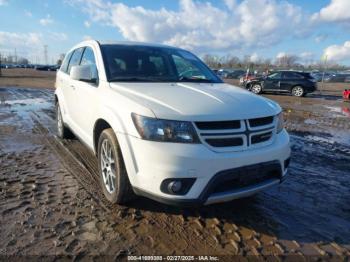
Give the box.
[64,47,85,129]
[56,50,74,121]
[263,72,281,91]
[281,72,304,91]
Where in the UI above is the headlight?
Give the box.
[132,113,200,143]
[276,112,284,133]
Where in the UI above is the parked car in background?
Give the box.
[246,70,317,97]
[217,69,233,78]
[55,40,291,206]
[343,89,350,101]
[239,73,257,86]
[226,69,246,79]
[324,73,350,83]
[35,65,60,71]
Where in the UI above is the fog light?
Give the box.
[168,181,182,193]
[160,178,196,195]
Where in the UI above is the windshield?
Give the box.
[101,44,223,83]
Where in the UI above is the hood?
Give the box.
[109,82,281,121]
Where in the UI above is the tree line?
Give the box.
[202,54,349,71]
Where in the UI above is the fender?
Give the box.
[95,105,143,185]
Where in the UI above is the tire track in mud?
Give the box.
[31,115,229,255]
[32,105,350,256]
[2,87,350,257]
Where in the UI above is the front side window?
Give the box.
[268,72,281,79]
[67,47,84,74]
[60,51,73,73]
[101,45,222,83]
[80,47,96,66]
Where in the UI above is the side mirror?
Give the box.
[70,65,98,83]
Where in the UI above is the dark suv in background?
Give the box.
[246,71,317,97]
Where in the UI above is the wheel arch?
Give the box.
[93,118,112,155]
[290,84,305,92]
[92,116,138,186]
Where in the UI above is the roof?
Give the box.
[96,40,181,49]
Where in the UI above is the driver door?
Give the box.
[70,46,99,146]
[264,72,282,91]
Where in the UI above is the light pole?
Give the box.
[0,52,2,77]
[321,55,328,95]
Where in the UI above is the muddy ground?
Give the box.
[0,69,56,89]
[0,76,350,259]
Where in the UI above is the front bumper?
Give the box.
[126,129,291,206]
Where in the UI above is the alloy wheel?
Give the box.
[292,87,303,97]
[251,84,261,94]
[100,139,116,194]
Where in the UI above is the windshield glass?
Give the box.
[101,44,223,83]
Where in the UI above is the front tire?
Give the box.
[97,128,135,204]
[251,83,262,94]
[291,86,305,97]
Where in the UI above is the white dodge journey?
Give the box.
[55,40,291,206]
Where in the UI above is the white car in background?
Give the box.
[55,40,291,206]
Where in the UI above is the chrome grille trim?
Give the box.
[194,116,276,151]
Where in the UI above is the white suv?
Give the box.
[55,40,291,206]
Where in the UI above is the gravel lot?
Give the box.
[0,69,349,259]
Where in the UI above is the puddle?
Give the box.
[324,105,350,118]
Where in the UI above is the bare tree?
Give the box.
[17,58,29,65]
[276,55,299,68]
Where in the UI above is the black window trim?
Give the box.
[66,47,85,75]
[60,51,74,74]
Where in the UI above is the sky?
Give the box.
[1,0,350,65]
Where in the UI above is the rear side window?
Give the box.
[80,47,96,66]
[67,47,84,74]
[282,72,304,79]
[60,51,73,73]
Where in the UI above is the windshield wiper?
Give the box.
[109,77,161,82]
[177,76,214,83]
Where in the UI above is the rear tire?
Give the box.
[291,86,305,97]
[56,103,72,139]
[97,128,135,204]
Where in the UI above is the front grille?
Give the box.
[195,116,275,150]
[205,137,243,147]
[211,163,281,194]
[251,132,273,144]
[195,120,240,130]
[249,116,274,127]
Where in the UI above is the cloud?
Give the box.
[83,35,93,41]
[24,10,32,17]
[249,53,259,63]
[224,0,237,10]
[315,34,328,43]
[84,21,91,28]
[49,32,68,41]
[68,0,313,52]
[312,0,350,23]
[39,14,54,26]
[276,52,287,59]
[323,41,350,62]
[0,0,8,6]
[0,31,43,58]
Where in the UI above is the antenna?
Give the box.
[14,48,17,65]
